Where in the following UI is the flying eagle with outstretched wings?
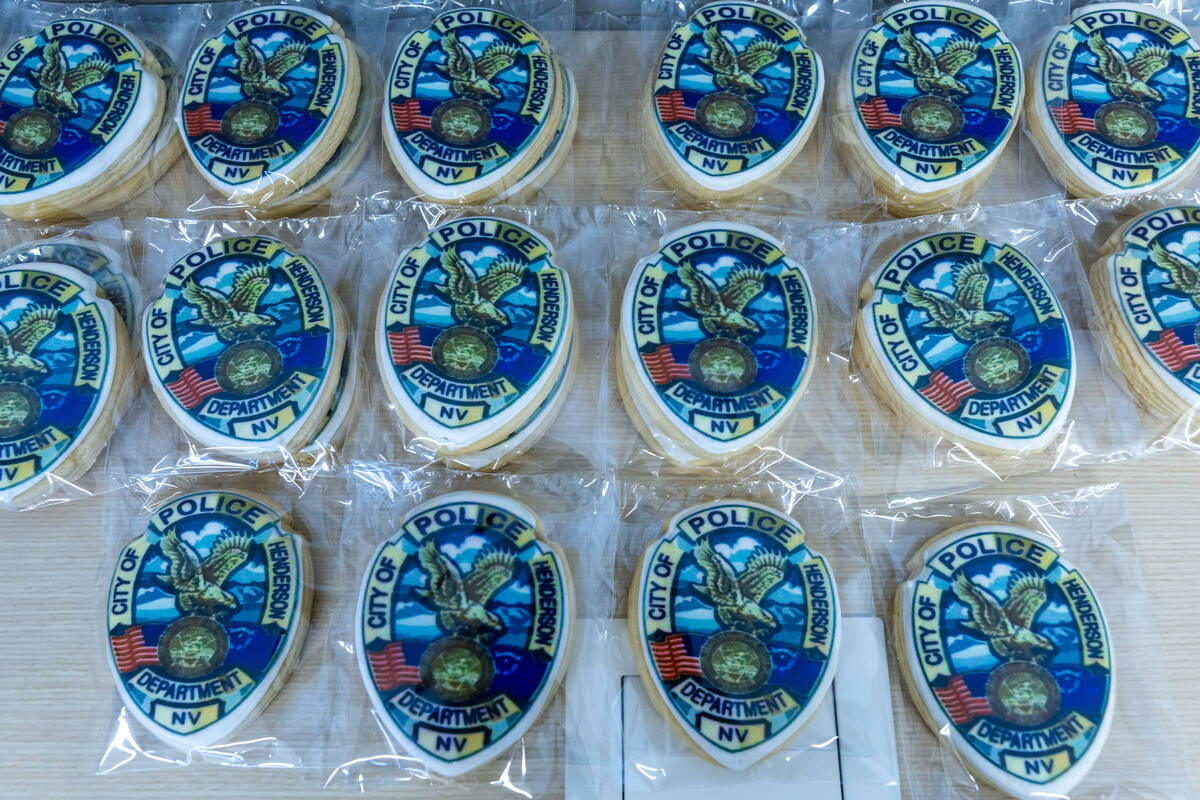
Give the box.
[1149,242,1200,307]
[895,30,978,96]
[693,540,787,632]
[953,573,1056,661]
[229,36,309,101]
[697,26,780,96]
[184,262,276,343]
[156,528,252,616]
[434,246,526,331]
[0,306,58,381]
[31,40,113,117]
[417,541,517,635]
[676,260,766,340]
[1086,33,1171,105]
[436,31,518,101]
[903,260,1010,342]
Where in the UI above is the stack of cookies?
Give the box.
[374,216,575,469]
[381,8,578,203]
[0,18,170,221]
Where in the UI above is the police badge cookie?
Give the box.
[178,5,361,205]
[0,18,165,220]
[645,2,824,198]
[106,490,310,749]
[1029,4,1200,197]
[895,523,1113,798]
[629,500,840,769]
[0,263,127,508]
[855,232,1076,454]
[356,491,573,776]
[376,217,573,456]
[837,1,1022,216]
[1091,206,1200,419]
[142,235,345,458]
[620,222,816,464]
[383,8,567,203]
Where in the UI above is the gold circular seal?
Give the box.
[700,630,772,695]
[3,107,61,156]
[433,325,498,380]
[964,336,1030,394]
[696,92,757,139]
[901,95,964,142]
[419,636,495,703]
[432,98,492,146]
[215,339,284,395]
[221,99,281,145]
[157,616,230,679]
[688,337,758,394]
[985,661,1060,727]
[0,382,42,439]
[1094,101,1157,148]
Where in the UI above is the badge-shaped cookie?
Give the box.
[620,222,816,462]
[630,500,840,769]
[106,490,310,749]
[1092,206,1200,419]
[376,217,573,455]
[646,1,823,197]
[0,18,164,219]
[0,263,125,507]
[856,232,1075,453]
[142,235,345,455]
[840,1,1021,214]
[356,491,573,776]
[895,523,1113,798]
[1029,4,1200,197]
[383,8,561,202]
[179,5,360,204]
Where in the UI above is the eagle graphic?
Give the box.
[229,35,309,101]
[903,260,1010,342]
[436,31,519,101]
[31,40,113,117]
[417,541,517,635]
[156,529,252,616]
[0,306,58,381]
[697,26,780,96]
[953,573,1056,661]
[183,262,276,343]
[1149,242,1200,307]
[434,246,526,331]
[693,540,787,632]
[676,261,766,340]
[1086,33,1171,105]
[895,30,978,96]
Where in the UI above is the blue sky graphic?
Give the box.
[1142,230,1200,329]
[207,30,318,111]
[878,25,995,109]
[1066,29,1188,112]
[661,253,785,347]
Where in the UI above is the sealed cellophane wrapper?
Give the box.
[94,472,350,773]
[110,214,362,496]
[563,477,890,797]
[608,206,865,489]
[355,0,582,208]
[345,201,613,474]
[863,482,1196,799]
[852,195,1145,505]
[0,216,141,510]
[1067,192,1200,456]
[322,466,616,795]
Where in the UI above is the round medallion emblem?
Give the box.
[157,616,230,679]
[0,382,41,438]
[221,99,281,146]
[901,95,964,142]
[985,660,1061,727]
[433,325,498,380]
[696,92,757,139]
[420,636,495,703]
[2,107,61,156]
[215,340,284,395]
[1094,101,1157,148]
[964,336,1030,394]
[700,630,772,695]
[688,337,758,394]
[432,99,492,146]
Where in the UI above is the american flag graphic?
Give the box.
[391,99,432,132]
[656,91,696,123]
[919,370,978,413]
[183,104,223,137]
[1049,101,1097,135]
[368,642,421,691]
[111,626,159,673]
[858,97,903,130]
[167,367,223,409]
[388,327,433,365]
[641,345,691,385]
[1148,329,1200,372]
[935,674,993,724]
[650,634,703,681]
